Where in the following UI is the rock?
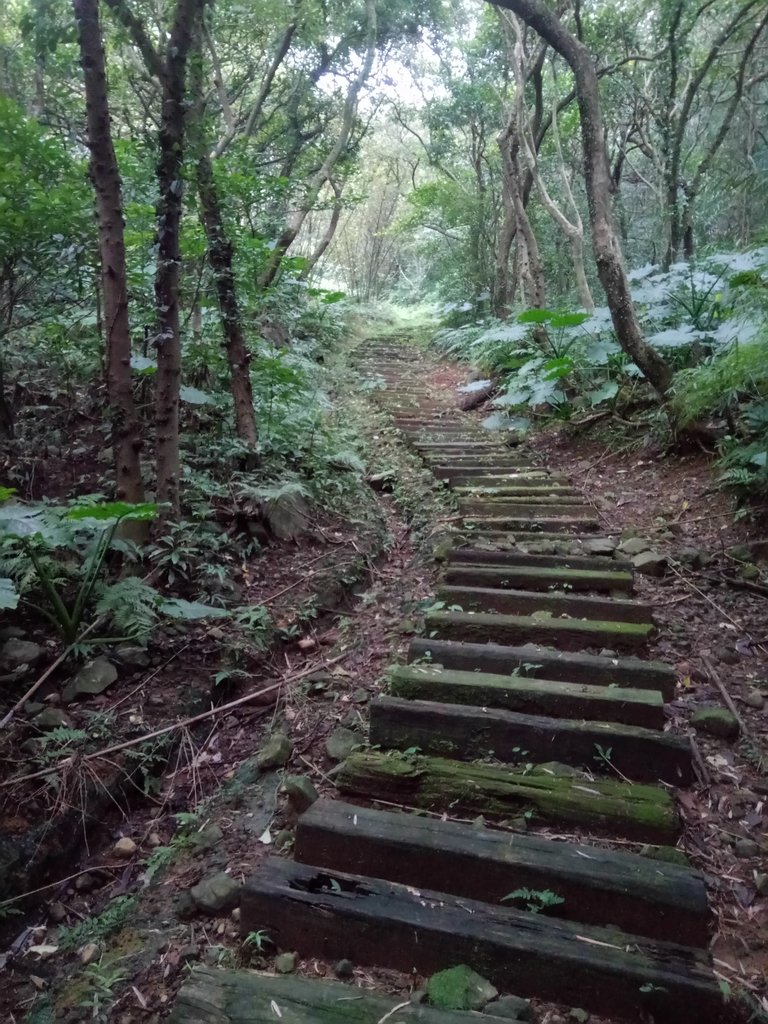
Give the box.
[350,688,370,704]
[334,958,354,979]
[281,776,319,814]
[0,626,26,641]
[1,638,44,672]
[734,839,759,859]
[275,952,297,974]
[582,538,616,555]
[755,873,768,896]
[639,845,690,867]
[426,965,498,1011]
[273,829,294,851]
[716,646,739,666]
[62,657,117,702]
[631,551,667,577]
[570,1011,589,1024]
[256,732,293,770]
[48,901,67,923]
[148,832,162,848]
[25,701,45,714]
[32,707,73,731]
[617,537,651,556]
[79,942,100,965]
[113,837,138,858]
[179,944,200,964]
[204,945,225,966]
[74,872,100,893]
[744,690,764,710]
[691,707,740,739]
[677,548,709,569]
[113,645,151,669]
[325,727,362,762]
[484,995,532,1019]
[190,824,223,852]
[531,761,580,778]
[597,649,617,659]
[190,872,241,914]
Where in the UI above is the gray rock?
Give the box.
[273,829,294,851]
[281,776,319,814]
[1,638,44,672]
[691,707,740,739]
[716,646,740,666]
[618,537,651,556]
[48,901,67,923]
[190,823,223,852]
[569,1011,589,1024]
[485,995,533,1020]
[63,657,117,702]
[256,732,293,770]
[334,958,354,979]
[426,965,498,1011]
[631,551,667,577]
[350,688,370,704]
[325,727,362,762]
[744,690,764,710]
[755,873,768,896]
[677,548,709,569]
[113,836,138,858]
[582,538,617,556]
[734,839,759,859]
[32,707,73,730]
[275,952,297,974]
[0,626,26,641]
[113,645,151,669]
[190,872,241,914]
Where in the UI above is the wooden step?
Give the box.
[459,493,587,506]
[336,751,680,842]
[440,469,566,482]
[387,664,665,728]
[424,609,653,652]
[442,563,634,594]
[295,800,711,946]
[462,515,601,533]
[434,584,652,624]
[370,696,691,785]
[460,502,591,519]
[408,638,675,699]
[240,859,721,1022]
[447,549,634,572]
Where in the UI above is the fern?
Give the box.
[95,577,161,640]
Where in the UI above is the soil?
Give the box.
[1,350,767,1024]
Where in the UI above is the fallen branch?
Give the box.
[0,651,349,789]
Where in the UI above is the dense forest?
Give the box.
[0,0,767,1020]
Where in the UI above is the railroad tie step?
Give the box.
[294,799,711,946]
[461,514,602,534]
[434,584,652,624]
[442,562,634,594]
[336,750,679,842]
[239,859,722,1023]
[387,664,665,728]
[407,638,676,699]
[446,549,634,572]
[434,467,564,481]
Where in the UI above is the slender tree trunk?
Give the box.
[300,180,344,280]
[499,121,545,309]
[72,0,145,504]
[489,0,673,396]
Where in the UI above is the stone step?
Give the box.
[457,490,585,504]
[171,970,514,1024]
[462,515,601,533]
[434,584,652,624]
[239,860,721,1022]
[433,467,558,480]
[408,638,675,699]
[387,664,664,728]
[295,800,711,946]
[452,483,580,497]
[442,562,634,594]
[369,696,692,785]
[455,529,616,546]
[447,548,633,572]
[460,502,592,519]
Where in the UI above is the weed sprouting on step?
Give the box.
[501,887,566,914]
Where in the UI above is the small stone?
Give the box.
[582,538,616,555]
[716,646,740,666]
[734,839,759,859]
[275,952,297,974]
[32,707,73,731]
[179,944,199,964]
[113,836,138,858]
[631,550,667,576]
[63,657,117,702]
[48,901,67,923]
[755,873,768,896]
[334,958,354,979]
[350,688,370,704]
[281,776,319,814]
[79,942,100,965]
[426,965,498,1011]
[597,649,617,659]
[75,872,99,892]
[325,727,362,762]
[148,832,162,848]
[677,548,709,569]
[113,645,151,669]
[190,871,241,914]
[744,690,764,710]
[256,732,293,770]
[1,638,44,672]
[24,701,45,714]
[569,1010,589,1023]
[204,945,224,966]
[273,829,294,851]
[190,823,223,852]
[691,707,740,739]
[618,537,651,556]
[484,995,532,1019]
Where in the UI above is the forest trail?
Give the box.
[171,340,725,1024]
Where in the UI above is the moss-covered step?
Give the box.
[458,493,586,507]
[369,696,692,785]
[452,482,578,494]
[240,859,720,1022]
[461,515,600,534]
[388,664,665,728]
[443,563,634,595]
[424,609,652,652]
[336,751,679,842]
[459,502,592,519]
[455,529,616,547]
[447,549,634,573]
[169,969,513,1024]
[423,454,535,466]
[408,637,674,697]
[434,585,652,625]
[440,469,566,482]
[295,800,711,946]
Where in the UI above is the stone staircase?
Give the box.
[173,341,725,1023]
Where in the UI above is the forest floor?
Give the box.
[1,346,767,1024]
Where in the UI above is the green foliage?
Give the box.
[58,896,138,951]
[501,887,566,914]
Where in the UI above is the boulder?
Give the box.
[63,657,117,702]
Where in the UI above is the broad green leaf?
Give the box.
[0,577,19,609]
[517,309,554,325]
[159,598,229,620]
[587,381,619,406]
[67,502,157,522]
[131,356,157,375]
[543,357,574,381]
[179,385,214,405]
[320,290,346,304]
[749,451,767,468]
[0,487,17,503]
[549,312,590,329]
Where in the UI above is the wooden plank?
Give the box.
[336,751,680,842]
[447,550,634,573]
[407,638,675,699]
[295,800,711,946]
[369,696,692,786]
[434,584,652,624]
[387,664,665,729]
[240,859,721,1023]
[424,609,653,653]
[439,469,565,481]
[459,502,591,518]
[461,515,601,533]
[442,564,634,594]
[169,969,508,1024]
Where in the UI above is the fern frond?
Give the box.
[95,577,161,640]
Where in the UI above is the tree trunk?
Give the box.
[196,149,258,446]
[489,0,673,397]
[499,121,545,309]
[299,179,344,281]
[72,0,145,504]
